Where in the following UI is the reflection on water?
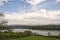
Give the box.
[1,29,60,36]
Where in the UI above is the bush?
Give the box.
[0,30,33,39]
[23,30,33,37]
[48,32,51,36]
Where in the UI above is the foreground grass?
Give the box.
[6,36,60,40]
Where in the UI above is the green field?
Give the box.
[7,36,60,40]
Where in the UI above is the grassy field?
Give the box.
[6,36,60,40]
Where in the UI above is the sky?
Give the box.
[0,0,60,25]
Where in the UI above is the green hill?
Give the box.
[7,36,60,40]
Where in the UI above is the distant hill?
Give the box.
[0,24,59,30]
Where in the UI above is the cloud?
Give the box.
[0,0,14,5]
[0,0,8,5]
[0,0,9,2]
[26,0,46,6]
[47,10,60,19]
[56,0,60,2]
[55,0,60,3]
[1,0,60,25]
[4,9,60,25]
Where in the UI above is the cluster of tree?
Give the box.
[5,25,60,30]
[23,25,60,30]
[0,29,33,40]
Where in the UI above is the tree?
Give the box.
[0,13,8,26]
[0,13,7,25]
[58,33,60,38]
[23,30,33,37]
[48,32,51,36]
[0,13,8,30]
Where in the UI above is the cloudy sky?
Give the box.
[0,0,60,25]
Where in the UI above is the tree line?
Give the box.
[4,25,60,30]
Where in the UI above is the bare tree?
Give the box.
[0,13,8,26]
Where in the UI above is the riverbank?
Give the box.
[0,29,60,40]
[1,29,60,36]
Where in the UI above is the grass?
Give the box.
[6,36,60,40]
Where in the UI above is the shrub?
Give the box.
[48,32,51,36]
[23,30,33,37]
